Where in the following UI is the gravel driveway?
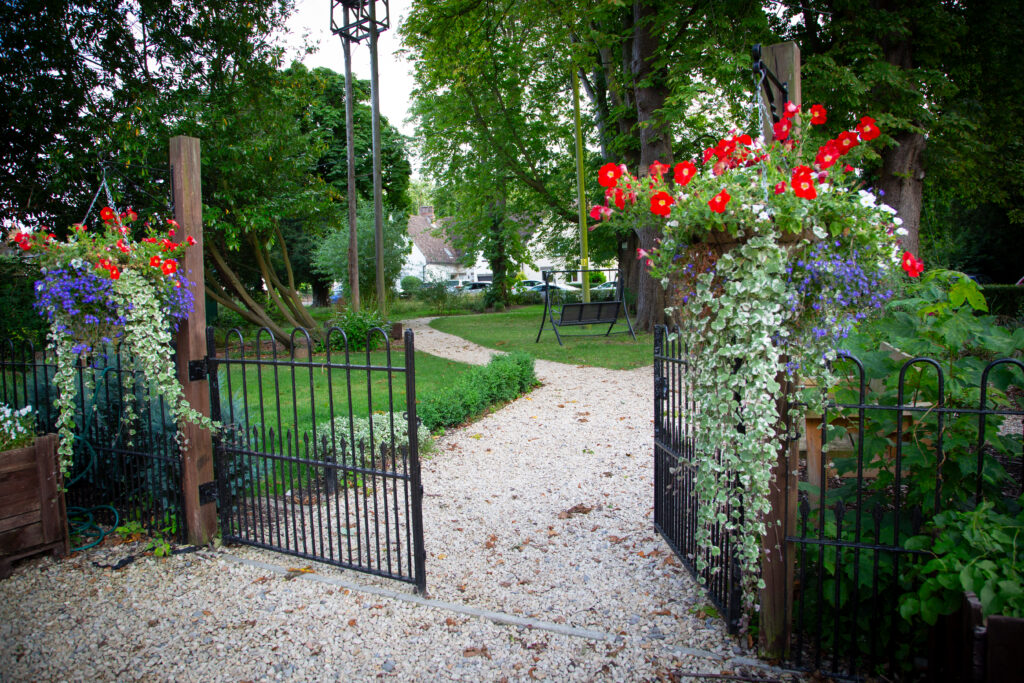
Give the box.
[0,318,798,681]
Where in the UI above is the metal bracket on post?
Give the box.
[198,481,218,506]
[752,43,789,123]
[188,358,208,381]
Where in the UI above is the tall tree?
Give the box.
[403,0,769,329]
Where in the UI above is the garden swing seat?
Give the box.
[534,270,636,346]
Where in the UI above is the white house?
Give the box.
[400,206,612,287]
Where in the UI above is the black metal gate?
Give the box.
[206,326,426,592]
[652,325,742,631]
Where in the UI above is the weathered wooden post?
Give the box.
[170,136,217,546]
[756,41,801,659]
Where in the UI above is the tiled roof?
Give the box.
[407,215,463,265]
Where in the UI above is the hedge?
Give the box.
[981,284,1024,318]
[417,352,538,432]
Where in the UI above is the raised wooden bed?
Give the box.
[929,591,1024,682]
[0,434,69,578]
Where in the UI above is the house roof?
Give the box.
[407,214,463,266]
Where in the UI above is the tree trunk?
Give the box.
[630,0,672,332]
[311,279,329,308]
[877,130,924,255]
[877,29,925,255]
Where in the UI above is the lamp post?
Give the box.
[330,0,390,313]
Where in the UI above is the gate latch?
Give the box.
[199,481,218,505]
[188,358,208,381]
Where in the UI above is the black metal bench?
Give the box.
[534,271,636,346]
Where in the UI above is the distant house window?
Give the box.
[477,274,492,282]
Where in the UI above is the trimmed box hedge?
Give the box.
[418,352,538,432]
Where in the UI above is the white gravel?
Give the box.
[0,317,803,681]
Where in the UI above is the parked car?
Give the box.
[459,282,490,293]
[330,283,346,304]
[526,282,579,293]
[591,281,618,291]
[512,279,544,293]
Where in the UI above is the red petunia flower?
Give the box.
[186,235,196,246]
[162,259,177,275]
[843,164,854,173]
[636,248,649,260]
[142,237,157,244]
[589,205,603,221]
[168,229,175,237]
[598,162,622,188]
[674,161,697,187]
[161,238,175,251]
[649,191,674,217]
[773,118,792,141]
[166,218,180,230]
[702,148,715,163]
[834,131,860,155]
[774,181,787,195]
[901,252,924,277]
[815,142,841,170]
[109,267,120,280]
[649,160,670,179]
[783,101,800,119]
[116,238,130,253]
[791,170,817,200]
[150,255,162,267]
[856,116,880,141]
[126,208,138,222]
[613,188,626,211]
[737,134,753,146]
[809,104,827,125]
[100,206,115,222]
[708,189,731,214]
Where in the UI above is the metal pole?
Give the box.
[343,5,360,312]
[573,68,590,304]
[369,0,386,313]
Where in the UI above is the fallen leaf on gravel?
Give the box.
[470,433,482,439]
[662,555,681,567]
[437,553,447,559]
[558,504,594,518]
[651,609,671,616]
[463,646,491,659]
[445,617,457,626]
[251,576,270,584]
[577,418,589,423]
[557,404,565,408]
[608,535,627,544]
[348,619,357,627]
[484,534,497,549]
[602,471,613,477]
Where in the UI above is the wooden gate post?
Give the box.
[758,41,801,659]
[170,136,216,546]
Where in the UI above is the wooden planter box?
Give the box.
[0,434,69,578]
[929,592,1024,682]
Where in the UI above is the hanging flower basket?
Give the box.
[7,207,213,475]
[589,101,923,622]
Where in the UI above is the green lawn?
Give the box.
[214,349,474,443]
[429,305,653,370]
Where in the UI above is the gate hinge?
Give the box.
[188,358,208,381]
[199,481,218,505]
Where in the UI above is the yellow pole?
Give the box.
[572,67,590,304]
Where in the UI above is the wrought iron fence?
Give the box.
[0,339,185,540]
[653,325,743,631]
[788,354,1024,679]
[207,326,426,592]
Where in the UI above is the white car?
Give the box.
[526,282,580,293]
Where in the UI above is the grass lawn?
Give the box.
[430,305,653,370]
[214,348,474,443]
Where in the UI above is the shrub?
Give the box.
[418,280,452,314]
[417,352,537,432]
[325,307,389,351]
[400,276,423,298]
[981,283,1024,320]
[316,411,430,482]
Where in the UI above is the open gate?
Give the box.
[205,326,426,593]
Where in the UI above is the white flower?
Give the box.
[857,190,877,207]
[893,216,903,226]
[666,220,679,228]
[895,227,908,236]
[879,203,898,215]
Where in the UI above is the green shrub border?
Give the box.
[417,352,538,432]
[981,284,1024,317]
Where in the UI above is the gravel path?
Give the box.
[0,318,799,681]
